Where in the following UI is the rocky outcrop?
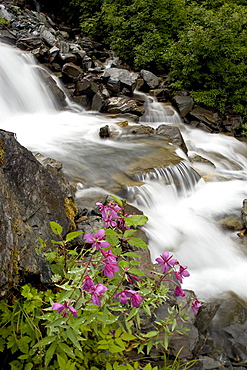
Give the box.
[0,129,75,296]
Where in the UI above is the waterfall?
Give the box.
[1,41,247,301]
[0,43,58,120]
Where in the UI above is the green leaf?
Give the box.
[58,342,75,359]
[123,229,137,238]
[57,354,67,370]
[105,234,120,247]
[105,228,119,236]
[128,237,148,249]
[33,335,57,348]
[114,338,126,349]
[66,328,82,351]
[45,341,57,367]
[124,215,148,228]
[65,231,83,242]
[122,252,140,259]
[143,363,153,370]
[17,339,29,354]
[126,307,138,321]
[24,364,33,370]
[106,194,123,207]
[50,221,63,235]
[109,344,124,353]
[121,332,136,341]
[18,355,29,360]
[141,330,159,338]
[106,363,112,370]
[128,267,146,276]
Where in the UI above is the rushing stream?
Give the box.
[1,42,247,301]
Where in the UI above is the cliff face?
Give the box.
[0,129,74,296]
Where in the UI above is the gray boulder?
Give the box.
[0,130,76,296]
[140,69,160,90]
[103,68,139,93]
[172,94,194,117]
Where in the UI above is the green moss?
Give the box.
[0,140,4,165]
[0,17,10,26]
[64,197,78,231]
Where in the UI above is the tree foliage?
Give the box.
[60,0,247,117]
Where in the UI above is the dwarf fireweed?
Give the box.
[0,195,201,370]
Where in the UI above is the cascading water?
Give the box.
[1,41,247,301]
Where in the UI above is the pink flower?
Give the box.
[191,299,201,314]
[100,248,118,263]
[115,291,128,304]
[82,276,94,290]
[96,201,122,228]
[155,251,178,273]
[52,301,78,318]
[91,284,108,306]
[115,289,142,307]
[102,262,120,278]
[84,229,110,250]
[82,277,108,306]
[175,265,190,284]
[174,286,186,297]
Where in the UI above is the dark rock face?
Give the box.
[0,130,75,295]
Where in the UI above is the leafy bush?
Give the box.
[164,2,247,115]
[0,196,200,369]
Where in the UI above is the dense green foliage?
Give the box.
[62,0,247,119]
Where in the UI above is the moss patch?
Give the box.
[0,140,5,165]
[64,197,78,231]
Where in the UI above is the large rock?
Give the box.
[188,106,221,131]
[140,69,160,90]
[172,94,194,117]
[209,291,247,362]
[105,97,145,116]
[155,124,188,155]
[103,68,139,93]
[0,130,76,296]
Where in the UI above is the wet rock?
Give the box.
[75,78,98,98]
[195,302,220,334]
[33,153,63,171]
[155,124,188,155]
[73,94,91,110]
[125,147,182,177]
[37,68,66,107]
[241,199,247,228]
[105,96,145,116]
[209,291,247,363]
[189,106,221,131]
[224,114,243,136]
[218,216,243,231]
[122,125,155,136]
[40,25,57,46]
[91,92,105,112]
[99,125,110,139]
[62,62,84,81]
[189,154,215,168]
[140,69,160,90]
[103,67,140,93]
[173,94,194,117]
